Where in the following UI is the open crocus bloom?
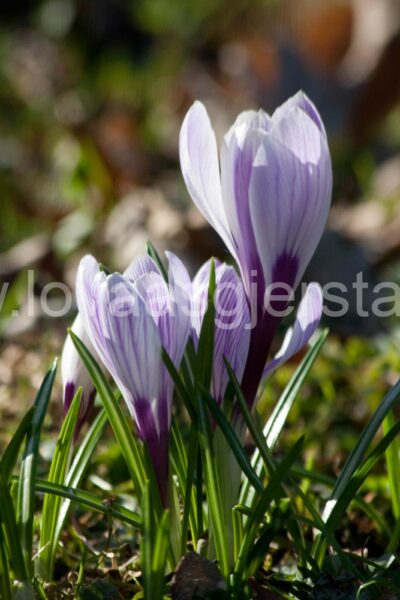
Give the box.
[180,92,331,405]
[61,313,99,435]
[76,252,191,504]
[191,259,250,406]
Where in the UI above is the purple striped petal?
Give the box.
[221,128,266,297]
[124,255,160,282]
[192,260,250,403]
[125,252,191,367]
[179,101,238,261]
[76,259,163,430]
[132,271,177,423]
[97,274,163,421]
[212,264,250,403]
[271,105,329,166]
[272,91,326,138]
[125,252,191,366]
[249,110,332,291]
[165,251,192,363]
[263,283,323,377]
[134,273,171,328]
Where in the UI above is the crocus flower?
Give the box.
[61,313,98,435]
[76,252,191,504]
[180,91,331,405]
[191,260,250,406]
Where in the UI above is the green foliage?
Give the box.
[17,359,57,577]
[37,388,81,578]
[141,482,170,598]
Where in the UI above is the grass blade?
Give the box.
[142,482,154,596]
[314,419,400,565]
[229,361,322,572]
[381,410,400,552]
[0,467,30,586]
[233,437,304,591]
[323,377,400,519]
[238,330,328,506]
[170,420,199,553]
[290,465,391,538]
[15,477,142,529]
[162,348,195,420]
[311,378,400,564]
[226,361,276,480]
[66,409,108,489]
[325,420,400,533]
[146,241,168,281]
[17,359,57,576]
[141,481,169,598]
[384,411,400,519]
[202,389,263,495]
[197,394,229,578]
[1,407,34,482]
[263,329,328,449]
[52,408,108,558]
[152,510,170,596]
[36,389,81,578]
[196,259,216,390]
[180,429,199,553]
[0,518,13,600]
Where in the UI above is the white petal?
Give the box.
[166,251,192,312]
[61,313,97,411]
[76,260,164,430]
[272,91,327,138]
[133,272,178,373]
[224,109,271,146]
[165,251,191,363]
[124,255,159,282]
[98,273,163,420]
[76,255,107,350]
[212,264,250,401]
[191,260,250,402]
[263,283,323,377]
[179,101,237,260]
[271,106,327,165]
[191,258,218,341]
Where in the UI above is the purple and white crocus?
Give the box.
[75,252,191,504]
[180,91,332,405]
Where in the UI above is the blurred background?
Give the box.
[1,0,400,465]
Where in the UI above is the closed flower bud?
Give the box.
[61,313,97,434]
[180,92,331,405]
[76,252,191,504]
